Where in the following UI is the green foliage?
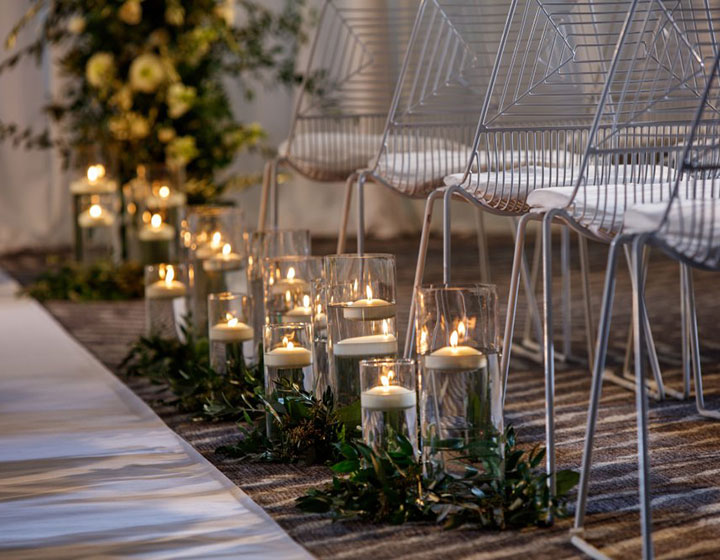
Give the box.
[120,323,263,419]
[297,427,580,530]
[23,259,143,301]
[2,0,308,198]
[217,379,354,465]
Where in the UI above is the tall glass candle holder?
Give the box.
[360,359,418,456]
[208,292,256,375]
[123,165,150,262]
[415,284,502,476]
[325,254,398,408]
[144,263,189,339]
[263,323,313,438]
[69,146,118,262]
[248,229,311,339]
[262,256,322,325]
[76,193,120,264]
[187,206,245,335]
[144,164,186,256]
[311,277,330,396]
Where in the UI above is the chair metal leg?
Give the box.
[258,160,273,231]
[578,234,596,367]
[336,173,357,254]
[680,265,692,399]
[501,213,535,404]
[683,264,720,420]
[356,173,366,255]
[442,185,457,284]
[561,226,573,360]
[631,236,654,560]
[573,238,622,535]
[521,223,542,345]
[404,190,443,359]
[474,208,491,284]
[270,159,280,228]
[542,210,558,500]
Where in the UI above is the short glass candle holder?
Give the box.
[415,284,502,476]
[208,292,256,375]
[69,147,118,262]
[247,229,311,339]
[137,211,176,265]
[76,193,120,264]
[144,263,189,339]
[263,255,322,326]
[187,206,245,335]
[325,254,398,408]
[263,323,314,438]
[360,358,418,457]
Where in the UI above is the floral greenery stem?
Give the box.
[216,379,357,465]
[296,428,580,530]
[120,321,263,419]
[23,258,143,302]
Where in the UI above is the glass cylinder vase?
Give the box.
[247,229,311,339]
[186,206,245,336]
[263,323,314,438]
[144,263,189,339]
[415,284,502,476]
[76,193,121,264]
[144,164,186,257]
[325,254,398,409]
[360,358,418,456]
[208,292,256,375]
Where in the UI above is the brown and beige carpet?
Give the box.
[3,232,720,559]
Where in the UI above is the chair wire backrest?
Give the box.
[368,0,510,197]
[568,0,720,238]
[284,0,419,181]
[456,0,635,215]
[655,45,720,269]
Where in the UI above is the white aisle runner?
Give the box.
[0,271,311,560]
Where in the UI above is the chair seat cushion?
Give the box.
[374,148,471,197]
[279,132,383,180]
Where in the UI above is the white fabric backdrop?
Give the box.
[0,2,494,254]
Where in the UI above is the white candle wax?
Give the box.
[138,222,175,242]
[264,346,312,368]
[424,345,487,370]
[145,280,187,299]
[281,306,313,323]
[78,208,116,228]
[361,384,416,411]
[202,252,243,272]
[343,298,396,321]
[70,178,118,195]
[146,191,187,208]
[271,277,310,294]
[209,321,254,343]
[315,312,328,330]
[332,334,398,357]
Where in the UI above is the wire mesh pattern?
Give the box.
[369,0,510,197]
[551,0,720,239]
[283,1,419,182]
[455,0,638,214]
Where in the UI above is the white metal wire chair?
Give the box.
[257,0,419,233]
[568,4,720,557]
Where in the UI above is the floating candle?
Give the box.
[264,337,312,368]
[145,264,187,299]
[360,370,416,410]
[423,328,486,370]
[343,285,395,321]
[78,203,116,228]
[70,164,118,195]
[195,231,224,259]
[210,313,254,343]
[146,184,187,208]
[139,213,175,241]
[282,294,313,323]
[203,243,243,272]
[271,266,310,294]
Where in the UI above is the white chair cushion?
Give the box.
[280,132,384,175]
[374,149,471,197]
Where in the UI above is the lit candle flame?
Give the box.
[316,304,323,315]
[89,204,102,218]
[222,243,231,256]
[287,266,295,280]
[87,164,105,183]
[164,265,175,285]
[380,370,394,388]
[457,321,466,339]
[302,295,310,308]
[211,231,222,249]
[158,185,170,199]
[366,285,373,300]
[450,330,459,348]
[227,317,238,327]
[285,290,291,303]
[150,213,162,228]
[282,336,294,350]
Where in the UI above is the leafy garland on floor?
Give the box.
[121,329,580,531]
[120,322,263,420]
[24,259,144,302]
[297,428,580,530]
